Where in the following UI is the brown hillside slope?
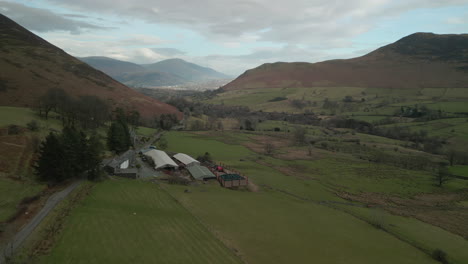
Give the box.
[0,14,181,121]
[222,33,468,91]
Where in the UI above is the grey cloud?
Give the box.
[44,0,468,44]
[151,48,186,56]
[0,1,110,34]
[63,13,89,18]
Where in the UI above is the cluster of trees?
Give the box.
[291,99,308,109]
[397,105,445,121]
[35,127,103,184]
[154,114,178,130]
[322,117,446,154]
[38,88,110,129]
[107,108,133,153]
[164,97,322,128]
[240,119,257,131]
[188,116,224,131]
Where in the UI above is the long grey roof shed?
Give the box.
[173,153,200,166]
[187,165,216,180]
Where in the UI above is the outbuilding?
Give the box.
[173,153,200,167]
[187,164,216,180]
[144,149,178,170]
[219,174,248,187]
[114,168,138,179]
[104,150,135,174]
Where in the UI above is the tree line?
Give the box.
[37,88,110,129]
[35,127,103,185]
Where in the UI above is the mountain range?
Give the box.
[79,57,230,88]
[0,14,181,121]
[221,33,468,91]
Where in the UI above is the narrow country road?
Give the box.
[0,181,81,263]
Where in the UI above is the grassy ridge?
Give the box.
[204,87,468,121]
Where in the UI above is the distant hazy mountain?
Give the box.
[80,57,229,88]
[79,56,145,77]
[142,58,230,82]
[0,14,181,121]
[222,33,468,91]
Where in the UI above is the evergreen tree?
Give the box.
[85,133,103,180]
[35,132,66,184]
[35,129,104,184]
[107,115,131,153]
[61,126,83,177]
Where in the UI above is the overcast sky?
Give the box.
[1,0,468,76]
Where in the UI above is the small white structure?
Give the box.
[120,160,129,169]
[144,149,178,169]
[173,153,200,167]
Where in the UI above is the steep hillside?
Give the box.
[0,14,181,121]
[222,33,468,91]
[142,58,230,82]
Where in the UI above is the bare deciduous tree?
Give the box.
[265,143,274,155]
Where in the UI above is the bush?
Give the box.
[432,249,448,264]
[7,124,20,135]
[168,175,189,185]
[27,120,39,131]
[197,152,212,163]
[268,96,287,102]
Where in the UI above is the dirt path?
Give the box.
[0,181,81,263]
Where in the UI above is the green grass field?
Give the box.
[136,126,157,136]
[0,178,43,222]
[161,131,468,263]
[164,183,437,264]
[204,87,468,119]
[0,106,62,132]
[32,129,468,264]
[39,180,242,264]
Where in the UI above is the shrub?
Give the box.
[7,124,20,135]
[197,152,213,163]
[268,97,287,102]
[27,120,39,131]
[432,249,448,264]
[168,175,189,185]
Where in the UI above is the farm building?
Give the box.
[219,174,248,188]
[104,150,135,174]
[144,149,178,169]
[173,153,200,167]
[114,168,138,179]
[187,165,216,180]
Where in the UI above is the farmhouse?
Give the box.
[186,164,216,180]
[144,149,178,169]
[104,150,135,174]
[173,153,200,167]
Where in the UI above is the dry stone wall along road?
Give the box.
[0,181,81,264]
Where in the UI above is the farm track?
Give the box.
[0,181,81,264]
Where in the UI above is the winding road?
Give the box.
[0,181,81,263]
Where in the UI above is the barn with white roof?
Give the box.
[173,153,200,167]
[144,149,178,170]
